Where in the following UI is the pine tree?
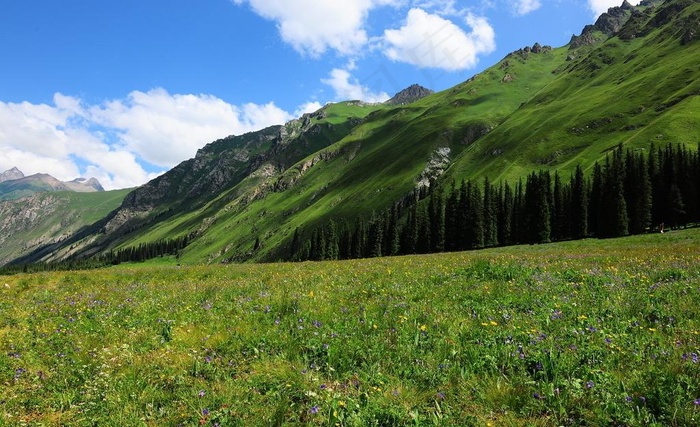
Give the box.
[570,165,588,239]
[464,181,484,249]
[601,147,629,237]
[498,182,514,246]
[483,177,498,247]
[444,182,460,251]
[551,172,566,241]
[625,150,652,234]
[428,188,446,252]
[589,162,603,236]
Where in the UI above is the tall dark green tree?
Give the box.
[428,187,446,252]
[464,180,484,249]
[600,147,629,237]
[524,171,551,244]
[625,150,652,234]
[498,182,514,246]
[483,177,499,247]
[569,166,588,239]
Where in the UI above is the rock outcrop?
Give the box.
[385,84,434,105]
[0,167,24,183]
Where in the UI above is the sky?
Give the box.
[0,0,636,190]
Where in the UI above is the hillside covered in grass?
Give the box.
[3,0,700,268]
[2,228,700,425]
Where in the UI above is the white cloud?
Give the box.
[233,0,399,57]
[383,8,496,71]
[512,0,541,15]
[0,90,310,190]
[0,96,155,190]
[87,89,294,168]
[321,68,390,103]
[588,0,640,16]
[294,101,324,117]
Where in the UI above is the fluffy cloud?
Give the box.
[321,68,390,103]
[233,0,399,57]
[294,101,324,117]
[0,96,157,190]
[383,8,496,71]
[87,89,295,168]
[588,0,641,16]
[0,90,303,190]
[512,0,541,15]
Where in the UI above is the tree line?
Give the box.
[0,235,191,275]
[289,143,700,261]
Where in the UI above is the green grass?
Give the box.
[2,229,700,426]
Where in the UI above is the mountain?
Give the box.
[0,167,24,183]
[3,0,700,267]
[385,84,434,105]
[0,189,131,266]
[0,168,105,201]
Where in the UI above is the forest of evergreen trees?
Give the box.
[290,143,700,262]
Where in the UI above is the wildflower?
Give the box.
[198,390,206,398]
[309,405,319,414]
[419,324,427,332]
[320,384,327,390]
[202,408,210,416]
[625,396,633,403]
[586,380,595,389]
[14,368,25,379]
[436,392,445,400]
[533,392,544,400]
[694,398,700,406]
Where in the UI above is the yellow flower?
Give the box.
[419,324,427,332]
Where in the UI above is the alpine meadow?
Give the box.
[2,0,700,425]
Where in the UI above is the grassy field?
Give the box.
[2,229,700,426]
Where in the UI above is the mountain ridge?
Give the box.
[0,168,104,201]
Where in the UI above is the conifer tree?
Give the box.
[483,177,498,247]
[428,187,446,252]
[464,181,484,249]
[570,165,588,239]
[524,171,551,243]
[498,182,514,246]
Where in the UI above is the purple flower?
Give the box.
[625,396,633,403]
[694,398,700,406]
[533,392,544,400]
[586,380,595,389]
[202,408,210,416]
[320,384,327,390]
[198,390,206,398]
[309,405,319,414]
[436,392,445,400]
[14,368,25,379]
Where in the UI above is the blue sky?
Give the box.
[0,0,633,189]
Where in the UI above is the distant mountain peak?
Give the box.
[0,167,24,183]
[385,84,434,105]
[65,176,105,192]
[0,169,104,201]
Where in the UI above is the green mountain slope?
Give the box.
[5,0,700,267]
[455,0,700,182]
[0,189,130,265]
